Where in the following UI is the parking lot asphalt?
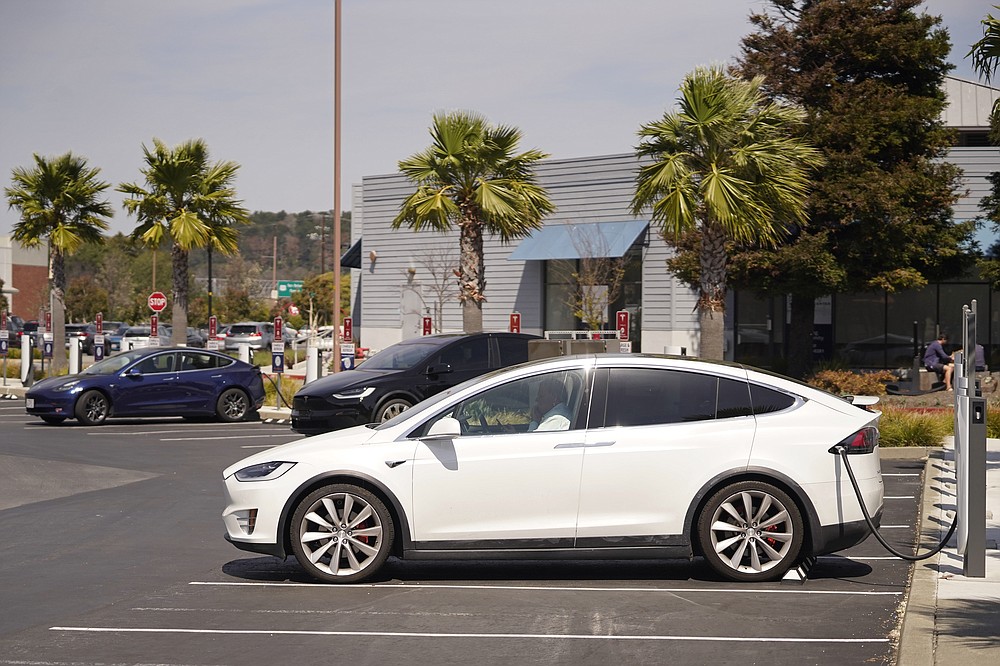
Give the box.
[0,383,997,664]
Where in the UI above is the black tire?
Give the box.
[697,480,804,582]
[75,390,109,426]
[289,483,394,583]
[40,416,66,425]
[216,388,251,422]
[375,398,411,423]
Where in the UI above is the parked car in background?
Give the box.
[64,323,91,349]
[82,322,129,354]
[20,320,41,346]
[108,325,171,352]
[3,314,25,341]
[26,346,265,425]
[291,332,539,434]
[225,353,884,584]
[224,322,274,351]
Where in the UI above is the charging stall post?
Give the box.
[953,301,987,578]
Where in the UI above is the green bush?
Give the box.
[806,369,895,396]
[877,406,951,447]
[263,375,301,409]
[987,398,1000,439]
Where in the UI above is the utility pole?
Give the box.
[333,0,343,372]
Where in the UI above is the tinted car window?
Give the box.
[362,342,439,370]
[605,368,719,426]
[134,353,175,374]
[435,338,489,371]
[180,351,225,371]
[497,336,530,367]
[749,384,796,414]
[717,377,753,419]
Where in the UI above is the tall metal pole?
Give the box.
[207,245,213,319]
[333,0,343,373]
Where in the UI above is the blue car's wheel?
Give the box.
[216,388,251,422]
[75,390,109,426]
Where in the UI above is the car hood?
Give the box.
[27,374,88,392]
[223,423,381,477]
[294,367,403,395]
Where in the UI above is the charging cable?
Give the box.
[835,446,958,561]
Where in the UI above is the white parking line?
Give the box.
[88,423,278,435]
[882,473,920,477]
[189,581,902,595]
[48,626,889,643]
[160,434,302,442]
[884,496,915,500]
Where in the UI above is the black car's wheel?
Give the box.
[216,388,251,422]
[376,398,411,422]
[40,416,66,425]
[697,480,804,582]
[289,483,394,583]
[75,390,109,426]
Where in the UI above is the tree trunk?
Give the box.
[697,222,727,360]
[458,214,485,333]
[786,294,816,379]
[171,245,189,345]
[50,250,67,372]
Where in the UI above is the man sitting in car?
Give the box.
[528,378,573,431]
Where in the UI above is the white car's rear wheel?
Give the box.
[697,481,803,582]
[290,484,394,583]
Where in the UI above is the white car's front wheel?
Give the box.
[290,484,394,583]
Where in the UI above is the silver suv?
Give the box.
[224,321,274,350]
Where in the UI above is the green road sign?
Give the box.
[276,280,305,298]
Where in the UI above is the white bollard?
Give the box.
[69,339,82,375]
[238,343,251,364]
[306,344,319,384]
[20,334,33,385]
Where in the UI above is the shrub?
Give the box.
[877,406,951,447]
[263,375,301,409]
[988,398,1000,439]
[806,369,895,396]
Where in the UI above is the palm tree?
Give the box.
[5,153,113,371]
[969,7,1000,82]
[393,111,555,332]
[631,66,823,360]
[119,138,248,345]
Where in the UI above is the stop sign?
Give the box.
[148,291,167,312]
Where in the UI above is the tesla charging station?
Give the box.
[953,300,987,577]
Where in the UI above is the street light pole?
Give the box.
[333,0,343,372]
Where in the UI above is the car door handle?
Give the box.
[553,443,587,449]
[585,441,615,448]
[385,460,408,468]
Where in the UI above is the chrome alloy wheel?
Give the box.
[296,489,387,579]
[700,482,802,581]
[217,388,249,422]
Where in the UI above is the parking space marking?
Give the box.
[160,434,302,442]
[48,626,889,643]
[882,473,920,477]
[884,496,915,499]
[189,581,902,595]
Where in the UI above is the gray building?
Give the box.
[347,77,1000,369]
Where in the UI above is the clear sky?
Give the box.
[0,0,992,236]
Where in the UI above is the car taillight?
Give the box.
[831,426,879,455]
[250,332,261,337]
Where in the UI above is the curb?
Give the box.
[895,448,947,666]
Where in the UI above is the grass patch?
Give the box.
[262,375,301,409]
[877,405,951,447]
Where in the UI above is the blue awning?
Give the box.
[508,220,648,261]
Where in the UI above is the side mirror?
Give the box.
[422,416,461,440]
[425,363,453,376]
[124,368,143,379]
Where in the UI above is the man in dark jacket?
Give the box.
[923,333,954,391]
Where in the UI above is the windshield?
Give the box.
[81,349,150,375]
[360,342,438,371]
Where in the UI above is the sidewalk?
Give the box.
[896,437,1000,665]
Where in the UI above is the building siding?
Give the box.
[357,153,698,352]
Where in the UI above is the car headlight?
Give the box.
[332,386,376,400]
[233,461,296,482]
[54,380,81,392]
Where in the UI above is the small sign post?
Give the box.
[509,312,521,334]
[616,310,630,341]
[207,315,219,351]
[149,314,159,347]
[422,316,433,336]
[343,317,352,343]
[94,312,105,362]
